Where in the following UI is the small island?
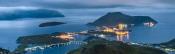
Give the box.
[39,22,65,27]
[88,12,158,26]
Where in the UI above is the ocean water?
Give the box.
[0,16,97,50]
[0,13,175,54]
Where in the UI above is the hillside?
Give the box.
[68,39,167,54]
[88,12,157,26]
[0,48,10,54]
[157,38,175,49]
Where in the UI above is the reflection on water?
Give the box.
[102,23,130,41]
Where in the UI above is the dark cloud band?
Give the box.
[0,0,174,9]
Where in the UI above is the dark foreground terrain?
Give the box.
[154,38,175,49]
[68,39,167,54]
[0,48,10,54]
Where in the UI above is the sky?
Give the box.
[0,0,175,16]
[0,0,174,9]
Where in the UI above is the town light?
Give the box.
[56,34,74,40]
[144,22,155,27]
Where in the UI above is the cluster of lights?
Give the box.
[102,23,129,41]
[144,22,155,27]
[117,24,128,30]
[55,34,74,40]
[103,27,114,32]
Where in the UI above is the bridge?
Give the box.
[25,41,87,52]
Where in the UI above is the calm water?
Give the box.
[0,13,175,54]
[0,16,97,50]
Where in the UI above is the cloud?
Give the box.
[0,0,134,9]
[0,0,174,16]
[158,0,175,4]
[0,0,174,9]
[0,0,174,17]
[0,8,64,20]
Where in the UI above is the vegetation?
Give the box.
[68,39,167,54]
[16,33,69,45]
[14,32,70,54]
[39,21,65,27]
[13,44,28,54]
[0,48,10,54]
[156,38,175,49]
[88,12,157,26]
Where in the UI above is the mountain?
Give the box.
[0,9,65,20]
[88,12,157,26]
[133,16,158,24]
[16,33,69,45]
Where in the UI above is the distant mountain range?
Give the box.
[0,9,65,20]
[88,12,158,26]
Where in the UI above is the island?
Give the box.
[39,22,65,27]
[88,12,158,26]
[14,32,73,54]
[0,9,65,20]
[68,38,167,54]
[16,33,70,45]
